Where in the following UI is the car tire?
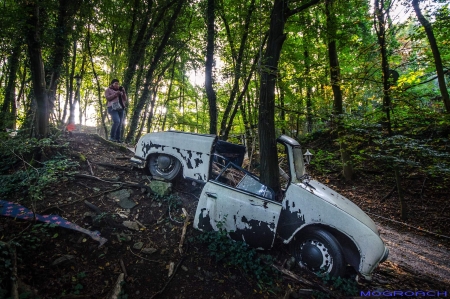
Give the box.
[148,154,181,181]
[290,227,345,277]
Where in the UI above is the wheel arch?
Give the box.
[289,224,361,273]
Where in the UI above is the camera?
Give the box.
[119,86,123,91]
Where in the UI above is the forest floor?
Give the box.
[1,133,449,299]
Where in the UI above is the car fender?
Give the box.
[134,131,216,182]
[278,183,388,280]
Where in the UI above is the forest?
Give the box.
[0,0,449,298]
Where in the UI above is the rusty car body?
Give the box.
[130,131,389,280]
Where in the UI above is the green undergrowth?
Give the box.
[0,133,79,201]
[0,223,58,298]
[300,112,450,186]
[312,273,359,298]
[192,222,280,293]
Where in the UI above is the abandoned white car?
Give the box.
[130,131,389,280]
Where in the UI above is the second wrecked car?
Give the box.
[130,131,389,280]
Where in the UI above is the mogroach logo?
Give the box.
[360,290,448,297]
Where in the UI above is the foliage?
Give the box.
[194,219,279,290]
[0,134,79,201]
[312,273,359,298]
[0,223,57,298]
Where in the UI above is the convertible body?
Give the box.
[131,131,389,280]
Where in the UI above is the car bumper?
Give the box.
[130,156,146,168]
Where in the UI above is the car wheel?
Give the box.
[290,227,345,277]
[148,154,181,181]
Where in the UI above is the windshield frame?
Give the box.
[292,146,305,182]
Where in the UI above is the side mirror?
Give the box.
[304,149,313,165]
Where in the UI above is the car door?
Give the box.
[194,163,282,250]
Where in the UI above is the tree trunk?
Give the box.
[1,42,21,130]
[87,24,108,137]
[258,0,320,196]
[126,0,184,142]
[412,0,450,113]
[205,0,217,135]
[223,35,267,140]
[24,3,49,138]
[304,49,313,133]
[374,0,392,135]
[47,0,81,115]
[326,0,353,181]
[218,0,256,139]
[394,167,407,220]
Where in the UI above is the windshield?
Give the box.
[292,146,305,180]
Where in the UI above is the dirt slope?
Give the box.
[1,133,449,298]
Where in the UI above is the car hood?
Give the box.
[298,179,379,234]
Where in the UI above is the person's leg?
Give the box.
[114,109,124,141]
[108,107,120,141]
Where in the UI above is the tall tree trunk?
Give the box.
[68,39,77,125]
[394,167,407,220]
[47,0,81,114]
[304,49,313,133]
[374,0,392,135]
[1,42,21,130]
[24,2,49,138]
[87,24,108,137]
[126,0,184,142]
[205,0,217,135]
[258,0,320,196]
[223,35,267,140]
[412,0,450,113]
[326,0,353,181]
[218,0,256,139]
[258,0,288,197]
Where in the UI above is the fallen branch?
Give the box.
[10,243,19,299]
[129,248,162,263]
[150,257,186,299]
[271,264,337,298]
[84,200,102,214]
[119,259,128,278]
[108,273,124,299]
[380,185,396,202]
[271,264,314,286]
[74,173,153,193]
[94,162,132,172]
[86,159,94,175]
[178,208,190,254]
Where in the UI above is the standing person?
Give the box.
[105,79,127,142]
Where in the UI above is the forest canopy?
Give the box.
[0,0,449,190]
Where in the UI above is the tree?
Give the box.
[373,0,393,135]
[21,0,81,138]
[258,0,320,196]
[412,0,450,113]
[205,0,218,134]
[325,0,353,180]
[125,0,185,142]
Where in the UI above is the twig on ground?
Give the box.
[1,242,19,299]
[86,159,94,175]
[119,259,128,278]
[380,185,396,202]
[128,248,162,263]
[84,200,102,214]
[178,208,190,254]
[271,264,338,298]
[94,162,132,171]
[108,273,124,299]
[150,256,186,299]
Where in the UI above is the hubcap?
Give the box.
[157,155,173,172]
[299,239,333,272]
